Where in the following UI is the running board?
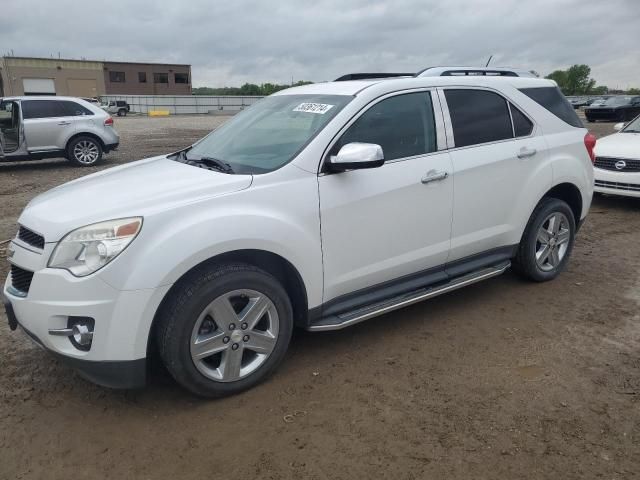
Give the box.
[307,261,510,331]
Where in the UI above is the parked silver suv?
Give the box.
[0,96,119,166]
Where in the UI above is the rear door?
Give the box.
[441,87,551,265]
[22,100,77,152]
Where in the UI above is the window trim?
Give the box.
[438,86,537,151]
[319,88,447,174]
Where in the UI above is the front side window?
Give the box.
[333,92,437,161]
[21,100,66,119]
[445,89,513,148]
[154,73,169,84]
[109,71,126,83]
[185,94,351,174]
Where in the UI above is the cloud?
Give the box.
[1,0,639,88]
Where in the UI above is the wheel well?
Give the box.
[147,249,309,357]
[66,132,105,153]
[543,183,582,224]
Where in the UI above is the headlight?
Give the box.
[48,217,142,277]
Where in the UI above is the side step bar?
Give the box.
[307,261,510,331]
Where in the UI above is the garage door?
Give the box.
[67,78,98,98]
[22,78,56,95]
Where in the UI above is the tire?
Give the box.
[586,117,594,123]
[66,135,103,166]
[117,109,127,117]
[512,197,576,282]
[156,263,294,397]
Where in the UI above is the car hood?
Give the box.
[19,156,253,242]
[594,133,640,159]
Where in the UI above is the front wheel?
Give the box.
[512,198,576,282]
[67,136,103,166]
[157,263,293,397]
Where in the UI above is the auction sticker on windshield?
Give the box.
[293,103,334,114]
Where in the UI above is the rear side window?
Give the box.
[444,89,513,148]
[519,87,583,128]
[510,104,533,137]
[334,92,437,160]
[21,100,66,119]
[59,101,93,116]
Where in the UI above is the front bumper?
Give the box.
[4,238,171,388]
[3,297,145,388]
[594,167,640,198]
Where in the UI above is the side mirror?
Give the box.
[614,122,625,132]
[329,142,384,172]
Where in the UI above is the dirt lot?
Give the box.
[1,115,638,479]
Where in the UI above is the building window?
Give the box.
[174,73,189,84]
[109,71,126,83]
[138,72,147,83]
[154,73,169,84]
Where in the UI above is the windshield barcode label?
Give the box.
[293,103,334,114]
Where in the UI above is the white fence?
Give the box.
[100,95,264,115]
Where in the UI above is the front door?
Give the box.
[21,99,76,152]
[319,91,454,303]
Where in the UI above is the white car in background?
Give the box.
[594,115,640,197]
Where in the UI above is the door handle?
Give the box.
[517,146,537,159]
[57,121,71,126]
[421,170,448,184]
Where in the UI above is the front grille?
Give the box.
[595,180,640,192]
[10,264,34,295]
[594,157,640,172]
[17,226,45,249]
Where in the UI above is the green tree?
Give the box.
[545,64,598,95]
[628,87,640,95]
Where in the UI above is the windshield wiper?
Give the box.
[174,150,234,174]
[197,156,234,174]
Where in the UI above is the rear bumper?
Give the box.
[3,296,146,389]
[104,142,119,153]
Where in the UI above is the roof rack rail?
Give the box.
[334,73,414,81]
[416,66,537,78]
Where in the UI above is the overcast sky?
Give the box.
[1,0,639,89]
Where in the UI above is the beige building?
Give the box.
[0,56,106,97]
[0,56,192,97]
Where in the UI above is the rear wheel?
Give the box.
[67,136,103,166]
[513,198,576,282]
[157,263,293,397]
[117,108,127,117]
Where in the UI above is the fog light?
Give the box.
[72,324,93,346]
[49,316,95,351]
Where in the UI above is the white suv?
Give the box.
[3,76,595,396]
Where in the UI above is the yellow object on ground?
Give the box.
[148,110,170,116]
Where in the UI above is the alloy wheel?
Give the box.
[535,212,571,272]
[73,140,100,164]
[190,289,279,382]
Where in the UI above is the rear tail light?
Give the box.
[584,132,597,163]
[104,116,114,126]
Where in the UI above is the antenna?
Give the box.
[485,55,493,67]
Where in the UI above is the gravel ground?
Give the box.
[1,114,638,480]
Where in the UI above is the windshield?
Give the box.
[622,116,640,133]
[185,94,351,174]
[604,96,632,106]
